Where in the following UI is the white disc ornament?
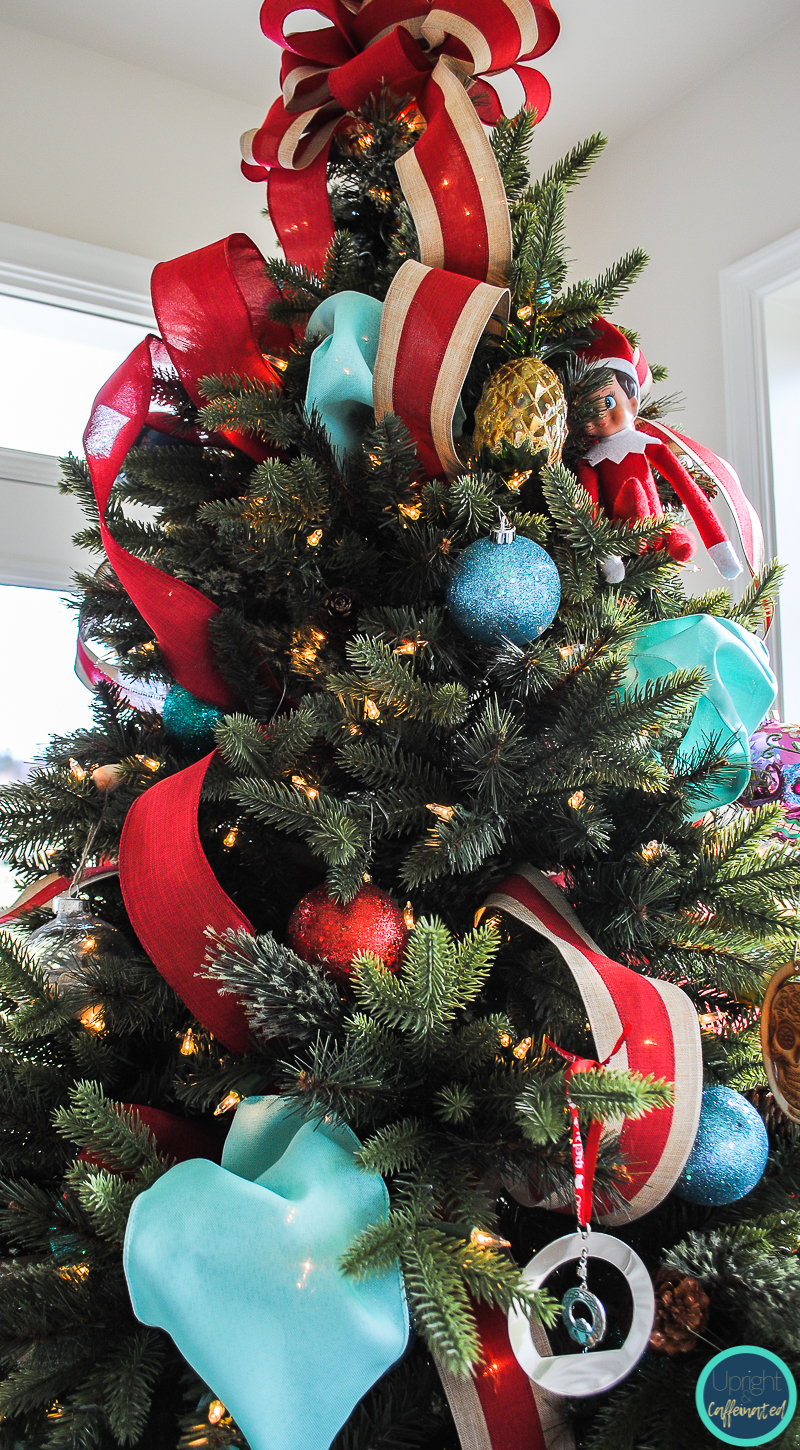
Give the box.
[508,1231,655,1396]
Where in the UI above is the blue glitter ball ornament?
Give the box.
[446,513,561,648]
[674,1084,768,1206]
[162,685,225,752]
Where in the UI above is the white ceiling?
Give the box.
[0,0,796,165]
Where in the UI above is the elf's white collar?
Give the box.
[585,427,650,466]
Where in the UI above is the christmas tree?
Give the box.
[0,2,799,1447]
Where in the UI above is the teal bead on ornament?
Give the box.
[674,1084,768,1206]
[162,685,224,752]
[447,513,561,648]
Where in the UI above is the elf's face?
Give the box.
[583,373,639,438]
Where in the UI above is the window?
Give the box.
[0,225,154,908]
[0,293,149,458]
[0,585,97,908]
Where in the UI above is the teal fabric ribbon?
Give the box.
[124,1097,409,1450]
[305,291,383,455]
[621,614,776,816]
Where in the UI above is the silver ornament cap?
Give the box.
[490,509,516,546]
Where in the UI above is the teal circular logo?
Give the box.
[696,1346,796,1444]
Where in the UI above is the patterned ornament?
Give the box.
[163,684,225,752]
[26,894,131,1015]
[472,356,568,463]
[760,964,800,1124]
[446,512,561,648]
[648,1269,710,1356]
[741,720,800,839]
[674,1085,768,1206]
[287,884,408,979]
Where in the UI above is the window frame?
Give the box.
[0,219,155,592]
[720,226,800,714]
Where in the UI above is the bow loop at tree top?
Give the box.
[242,0,560,276]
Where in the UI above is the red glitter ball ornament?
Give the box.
[286,883,408,978]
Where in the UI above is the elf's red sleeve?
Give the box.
[576,459,600,505]
[644,440,742,578]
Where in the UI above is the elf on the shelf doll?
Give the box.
[575,318,742,584]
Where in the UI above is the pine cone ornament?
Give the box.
[473,357,568,463]
[317,587,362,642]
[648,1269,710,1355]
[746,1085,794,1142]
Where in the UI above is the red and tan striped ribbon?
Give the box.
[477,865,702,1223]
[636,418,766,583]
[373,259,509,476]
[396,59,511,286]
[243,0,558,278]
[437,1302,575,1450]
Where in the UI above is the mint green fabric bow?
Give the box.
[622,614,776,816]
[305,291,383,455]
[124,1097,408,1450]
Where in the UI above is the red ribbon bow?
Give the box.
[241,0,559,276]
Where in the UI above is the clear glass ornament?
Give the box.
[26,895,130,1013]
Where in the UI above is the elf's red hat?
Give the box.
[580,317,652,399]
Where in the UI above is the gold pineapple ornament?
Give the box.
[473,356,568,463]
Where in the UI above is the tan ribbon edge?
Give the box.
[507,864,606,955]
[434,1362,494,1450]
[502,0,540,58]
[602,977,702,1225]
[373,259,430,422]
[480,864,703,1224]
[479,888,629,1073]
[425,9,493,72]
[395,147,446,272]
[433,61,513,289]
[277,108,340,170]
[282,63,334,110]
[435,1324,577,1450]
[430,280,510,475]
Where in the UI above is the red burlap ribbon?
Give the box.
[437,1300,575,1450]
[477,865,703,1222]
[79,1104,226,1171]
[82,234,289,711]
[119,752,252,1055]
[241,0,558,276]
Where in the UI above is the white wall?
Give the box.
[765,282,800,718]
[562,16,800,465]
[0,20,276,263]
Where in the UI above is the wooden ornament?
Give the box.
[761,964,800,1123]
